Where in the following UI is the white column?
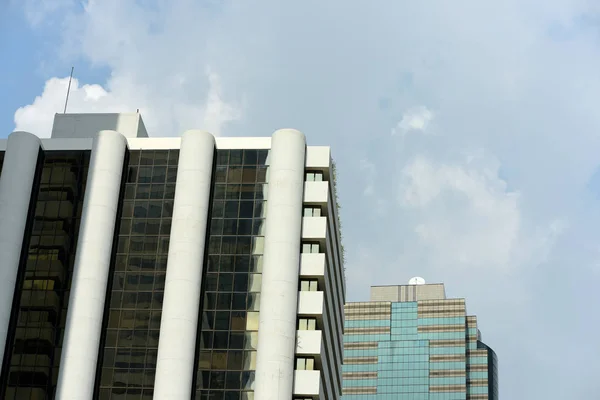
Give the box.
[56,130,127,400]
[254,129,306,400]
[0,131,41,366]
[154,130,216,399]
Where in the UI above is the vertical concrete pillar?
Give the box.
[56,130,127,400]
[0,131,41,367]
[254,129,306,400]
[153,130,216,399]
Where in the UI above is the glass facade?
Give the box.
[343,295,497,400]
[96,150,179,400]
[1,151,90,400]
[193,149,269,400]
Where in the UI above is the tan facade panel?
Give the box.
[345,327,390,335]
[430,354,466,362]
[467,378,488,386]
[418,324,465,333]
[419,298,465,306]
[344,357,378,365]
[468,364,488,372]
[342,372,378,380]
[342,386,377,395]
[429,369,466,377]
[343,342,378,350]
[418,311,466,318]
[344,312,391,321]
[429,339,466,347]
[468,349,488,357]
[430,384,466,392]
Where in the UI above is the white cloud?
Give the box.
[398,152,566,273]
[391,106,434,136]
[20,0,72,26]
[14,69,240,138]
[399,154,522,269]
[359,158,377,196]
[14,77,126,137]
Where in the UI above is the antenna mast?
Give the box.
[63,66,74,114]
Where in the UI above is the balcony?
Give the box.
[298,291,324,315]
[296,330,323,356]
[293,370,321,397]
[302,217,327,240]
[300,253,325,277]
[303,181,329,204]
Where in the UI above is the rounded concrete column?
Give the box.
[56,130,128,400]
[0,131,41,366]
[154,130,216,399]
[254,129,306,400]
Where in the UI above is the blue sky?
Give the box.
[2,0,600,398]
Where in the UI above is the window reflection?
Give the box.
[194,149,267,399]
[99,150,179,396]
[2,151,90,399]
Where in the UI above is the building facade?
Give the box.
[342,280,498,400]
[0,113,345,400]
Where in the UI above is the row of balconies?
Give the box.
[293,176,332,399]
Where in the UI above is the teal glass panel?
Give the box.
[345,319,391,328]
[418,317,466,326]
[468,356,488,365]
[430,346,466,355]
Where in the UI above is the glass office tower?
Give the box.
[0,113,345,400]
[342,280,498,400]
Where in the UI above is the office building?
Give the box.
[342,279,498,400]
[0,113,345,400]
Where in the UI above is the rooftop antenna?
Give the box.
[63,66,74,114]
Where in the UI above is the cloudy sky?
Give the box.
[2,0,600,398]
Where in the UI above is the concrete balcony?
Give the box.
[293,370,322,397]
[302,217,327,240]
[300,253,326,277]
[305,146,330,169]
[298,291,324,315]
[303,181,329,204]
[296,330,323,356]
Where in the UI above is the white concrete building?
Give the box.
[0,113,345,400]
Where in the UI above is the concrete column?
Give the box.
[254,129,306,400]
[0,131,41,367]
[154,130,216,399]
[56,130,127,400]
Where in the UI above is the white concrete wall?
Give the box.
[300,253,326,276]
[254,129,306,400]
[56,130,128,400]
[294,370,322,396]
[0,137,329,153]
[296,330,323,355]
[302,217,328,240]
[51,113,149,139]
[304,181,329,203]
[298,291,325,315]
[306,146,331,169]
[0,131,41,366]
[154,130,216,399]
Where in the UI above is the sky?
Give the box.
[1,0,600,398]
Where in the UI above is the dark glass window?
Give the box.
[1,151,90,400]
[97,150,179,400]
[194,149,268,400]
[0,151,5,177]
